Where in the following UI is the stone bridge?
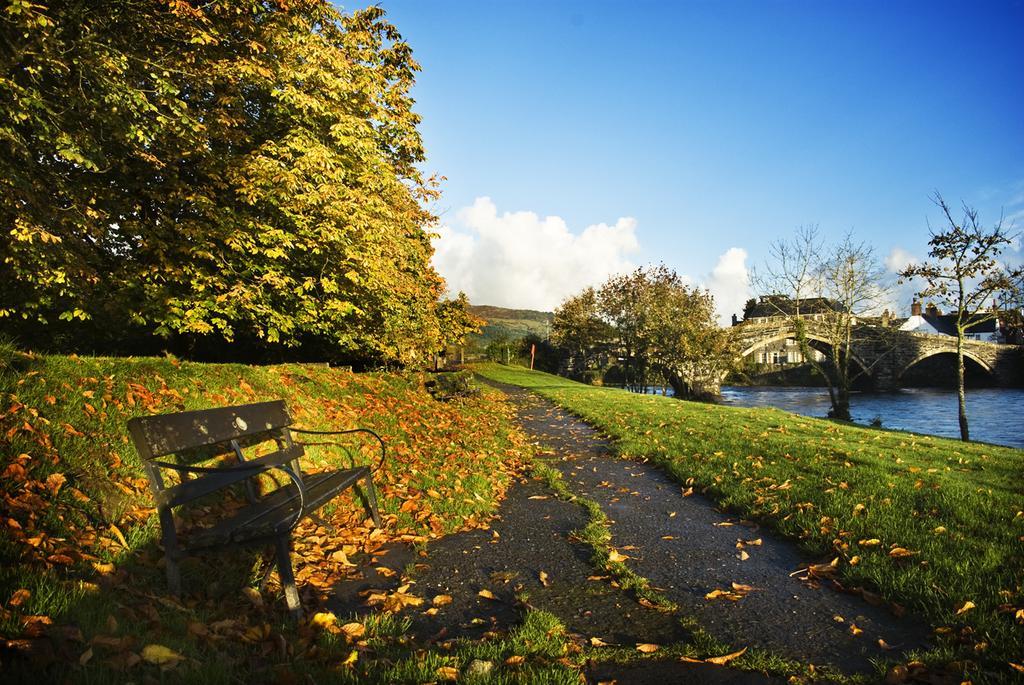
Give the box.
[730,321,1024,391]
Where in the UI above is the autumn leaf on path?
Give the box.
[478,589,497,600]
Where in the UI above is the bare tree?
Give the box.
[753,226,890,421]
[900,193,1023,441]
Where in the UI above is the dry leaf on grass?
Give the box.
[436,665,459,680]
[607,549,629,563]
[141,644,184,668]
[706,647,746,665]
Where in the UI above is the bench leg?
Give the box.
[360,473,382,528]
[274,537,302,620]
[159,508,182,597]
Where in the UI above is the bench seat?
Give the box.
[186,466,370,548]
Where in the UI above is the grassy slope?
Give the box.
[477,363,1024,679]
[0,348,581,682]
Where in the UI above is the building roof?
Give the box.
[746,296,844,319]
[923,314,997,335]
[901,313,998,336]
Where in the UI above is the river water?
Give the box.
[718,385,1024,449]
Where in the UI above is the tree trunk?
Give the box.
[956,335,969,441]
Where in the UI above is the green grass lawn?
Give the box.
[476,363,1024,680]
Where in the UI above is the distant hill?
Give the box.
[467,304,553,348]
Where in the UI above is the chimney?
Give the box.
[926,303,939,317]
[911,301,922,317]
[731,313,739,327]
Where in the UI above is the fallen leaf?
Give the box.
[8,588,31,607]
[478,589,497,600]
[706,647,746,665]
[433,594,453,606]
[141,644,184,668]
[539,571,550,587]
[956,601,975,615]
[888,547,913,559]
[340,622,365,639]
[849,623,863,636]
[636,643,659,653]
[505,655,526,665]
[607,549,629,563]
[45,473,67,496]
[590,636,611,647]
[108,524,128,549]
[310,611,337,629]
[884,664,909,684]
[241,587,263,608]
[330,550,356,566]
[436,665,459,680]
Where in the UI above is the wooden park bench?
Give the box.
[127,400,384,618]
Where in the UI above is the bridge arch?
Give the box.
[739,330,872,377]
[897,348,994,381]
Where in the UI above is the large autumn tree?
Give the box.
[0,0,461,365]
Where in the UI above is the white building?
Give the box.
[898,302,999,342]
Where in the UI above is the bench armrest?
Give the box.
[291,427,386,474]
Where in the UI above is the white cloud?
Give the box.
[704,247,750,326]
[884,246,917,274]
[431,197,639,311]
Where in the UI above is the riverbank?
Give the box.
[475,363,1024,683]
[721,385,1024,449]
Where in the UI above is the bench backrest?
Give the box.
[127,400,301,507]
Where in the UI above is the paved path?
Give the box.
[499,381,929,673]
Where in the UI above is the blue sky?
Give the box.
[344,0,1024,319]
